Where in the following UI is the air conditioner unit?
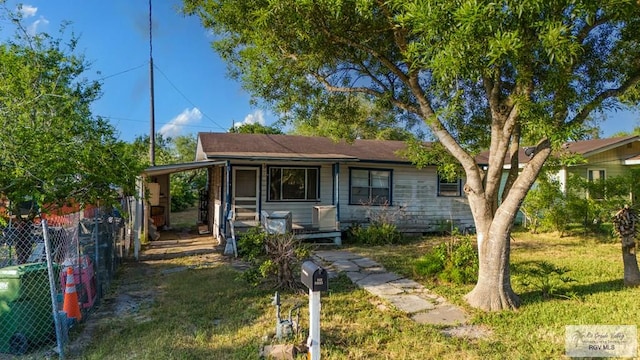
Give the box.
[313,206,337,231]
[264,211,292,234]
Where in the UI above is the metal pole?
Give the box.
[307,289,321,360]
[43,220,65,359]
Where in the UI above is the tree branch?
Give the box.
[568,71,640,128]
[311,72,420,115]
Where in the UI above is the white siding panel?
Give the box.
[338,163,473,232]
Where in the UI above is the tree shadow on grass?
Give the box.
[518,278,625,305]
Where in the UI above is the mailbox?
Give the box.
[301,261,328,292]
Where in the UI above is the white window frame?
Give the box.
[437,174,462,197]
[349,168,392,205]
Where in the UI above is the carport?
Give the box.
[134,160,227,260]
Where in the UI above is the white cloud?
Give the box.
[233,110,266,128]
[27,17,49,36]
[19,4,38,18]
[160,108,202,137]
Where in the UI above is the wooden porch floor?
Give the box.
[233,220,342,245]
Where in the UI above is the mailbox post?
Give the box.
[301,261,328,360]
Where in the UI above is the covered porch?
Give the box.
[206,159,345,246]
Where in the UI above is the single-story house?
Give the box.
[141,134,638,247]
[185,132,475,244]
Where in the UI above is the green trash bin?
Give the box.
[0,262,56,355]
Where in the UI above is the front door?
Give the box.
[233,167,259,221]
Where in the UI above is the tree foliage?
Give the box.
[0,17,144,220]
[130,134,206,212]
[184,0,640,311]
[523,168,640,236]
[290,95,414,141]
[229,122,283,134]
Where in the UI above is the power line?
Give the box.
[99,115,225,132]
[96,63,147,81]
[152,63,228,131]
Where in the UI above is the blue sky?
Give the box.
[1,0,638,143]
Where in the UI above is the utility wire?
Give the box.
[153,63,228,131]
[100,115,222,132]
[97,63,147,81]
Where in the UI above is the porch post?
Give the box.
[223,161,231,235]
[333,163,340,225]
[135,176,145,261]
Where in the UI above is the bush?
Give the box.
[237,226,267,261]
[414,235,478,285]
[237,228,310,290]
[344,222,403,245]
[522,172,639,238]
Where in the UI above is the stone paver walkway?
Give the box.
[313,250,468,326]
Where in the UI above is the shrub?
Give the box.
[522,172,639,238]
[237,228,310,290]
[237,226,267,261]
[344,200,405,245]
[414,235,478,285]
[345,222,402,245]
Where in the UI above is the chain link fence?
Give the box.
[0,200,135,358]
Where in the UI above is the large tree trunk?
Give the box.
[621,236,640,286]
[464,219,521,311]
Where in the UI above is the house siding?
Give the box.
[566,143,640,180]
[216,160,474,233]
[338,163,473,232]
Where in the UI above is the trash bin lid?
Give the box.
[0,263,49,278]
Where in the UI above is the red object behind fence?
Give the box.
[59,255,97,310]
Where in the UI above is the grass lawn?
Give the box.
[77,230,640,359]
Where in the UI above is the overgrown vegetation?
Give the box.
[344,222,403,246]
[414,234,478,285]
[237,227,310,290]
[0,12,144,221]
[521,170,640,238]
[343,201,404,245]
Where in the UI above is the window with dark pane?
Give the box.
[268,166,320,201]
[349,168,391,205]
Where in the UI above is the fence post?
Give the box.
[93,210,101,301]
[42,219,65,359]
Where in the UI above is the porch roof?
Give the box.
[197,133,417,163]
[624,153,640,165]
[143,160,226,177]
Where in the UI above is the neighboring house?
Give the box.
[189,133,474,244]
[553,135,640,200]
[477,135,640,222]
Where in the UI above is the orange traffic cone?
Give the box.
[63,266,82,321]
